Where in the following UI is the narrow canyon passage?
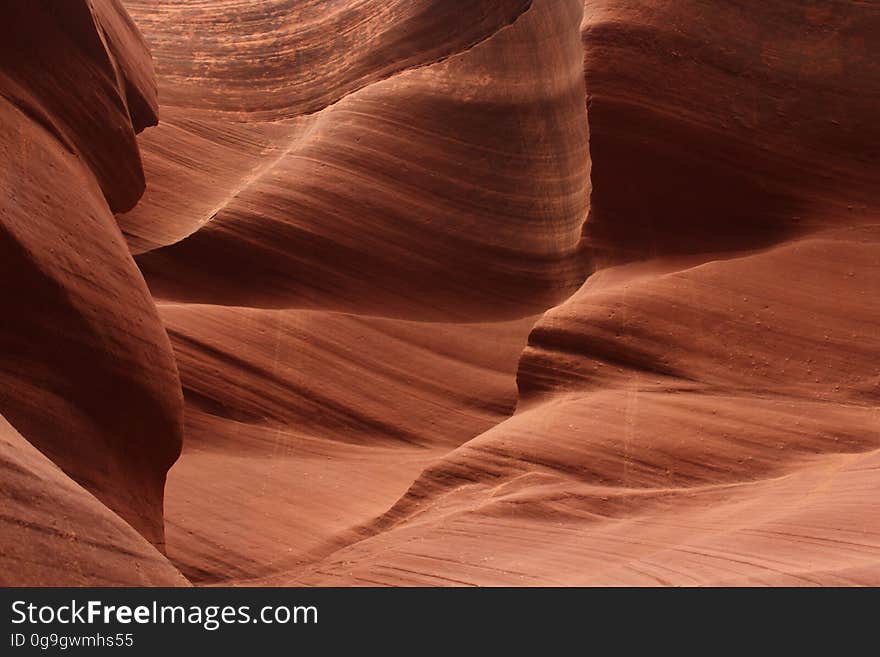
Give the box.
[1,0,878,586]
[123,0,593,583]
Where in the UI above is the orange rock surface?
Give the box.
[1,0,877,586]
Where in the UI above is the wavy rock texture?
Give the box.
[114,0,544,252]
[248,0,880,586]
[276,228,879,585]
[121,0,533,119]
[3,0,878,587]
[0,415,187,586]
[0,0,182,575]
[107,0,592,584]
[123,0,590,320]
[159,306,536,581]
[580,0,880,261]
[0,0,158,212]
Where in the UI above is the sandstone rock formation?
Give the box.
[2,0,877,586]
[0,0,183,554]
[0,415,187,586]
